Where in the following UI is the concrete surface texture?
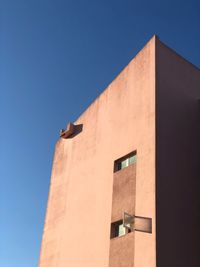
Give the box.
[38,36,200,267]
[156,39,200,267]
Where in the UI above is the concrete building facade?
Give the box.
[38,36,200,267]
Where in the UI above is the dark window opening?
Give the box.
[110,220,131,239]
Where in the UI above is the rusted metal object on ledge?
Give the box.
[60,122,75,138]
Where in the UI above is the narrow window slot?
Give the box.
[114,151,137,172]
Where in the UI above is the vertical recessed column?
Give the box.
[109,157,136,267]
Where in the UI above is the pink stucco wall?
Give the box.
[156,39,200,267]
[38,36,156,267]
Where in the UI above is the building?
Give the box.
[38,36,200,267]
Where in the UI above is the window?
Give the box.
[110,220,131,239]
[115,151,137,171]
[110,220,126,239]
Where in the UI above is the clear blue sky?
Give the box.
[1,0,199,266]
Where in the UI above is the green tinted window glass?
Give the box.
[115,153,137,171]
[121,159,128,169]
[129,155,137,165]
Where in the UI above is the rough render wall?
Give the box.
[39,37,156,267]
[109,233,135,267]
[109,163,136,267]
[156,39,200,267]
[111,163,136,222]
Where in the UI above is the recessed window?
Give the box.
[110,220,126,239]
[114,151,137,172]
[110,220,131,239]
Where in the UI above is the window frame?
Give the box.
[114,151,137,172]
[110,220,129,239]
